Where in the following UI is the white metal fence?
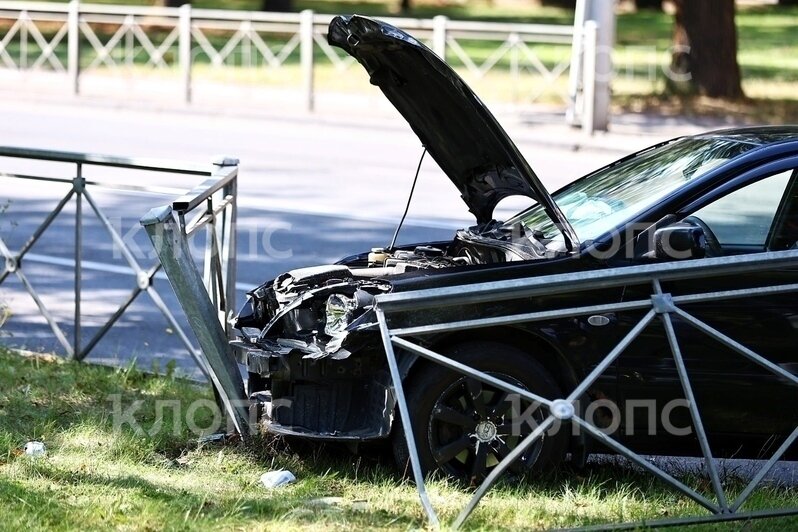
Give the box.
[0,1,607,131]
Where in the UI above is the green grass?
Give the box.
[611,4,798,120]
[1,345,798,530]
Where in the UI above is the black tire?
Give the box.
[392,341,569,484]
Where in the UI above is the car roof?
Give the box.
[692,125,798,146]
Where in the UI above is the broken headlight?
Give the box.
[324,293,358,336]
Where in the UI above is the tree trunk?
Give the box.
[399,0,412,14]
[261,0,293,12]
[668,0,744,100]
[154,0,185,6]
[778,0,798,5]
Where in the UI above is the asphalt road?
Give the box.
[0,98,628,375]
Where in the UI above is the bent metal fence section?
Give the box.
[0,146,237,381]
[374,249,798,529]
[140,173,250,438]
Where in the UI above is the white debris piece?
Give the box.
[24,441,46,457]
[306,497,344,508]
[351,500,369,512]
[260,470,296,489]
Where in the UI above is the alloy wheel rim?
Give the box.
[427,373,545,483]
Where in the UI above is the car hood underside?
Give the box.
[328,15,577,247]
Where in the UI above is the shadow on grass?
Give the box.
[616,94,798,125]
[0,477,85,529]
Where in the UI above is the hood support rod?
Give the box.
[388,146,427,251]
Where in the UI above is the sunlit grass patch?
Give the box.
[1,346,796,530]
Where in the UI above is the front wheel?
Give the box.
[393,341,569,483]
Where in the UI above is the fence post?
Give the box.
[125,16,134,67]
[432,15,447,59]
[67,0,80,95]
[20,11,28,69]
[179,4,192,104]
[582,20,597,136]
[216,158,238,336]
[509,32,520,102]
[73,164,84,359]
[300,9,315,112]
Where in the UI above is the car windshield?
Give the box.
[506,137,759,245]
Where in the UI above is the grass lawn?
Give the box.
[1,345,798,530]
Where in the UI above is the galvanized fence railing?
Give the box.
[0,1,606,131]
[374,249,798,529]
[140,173,250,437]
[0,147,238,382]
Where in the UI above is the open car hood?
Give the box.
[328,15,578,249]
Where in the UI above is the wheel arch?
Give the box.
[398,325,580,398]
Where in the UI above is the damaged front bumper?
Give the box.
[231,265,397,441]
[231,337,396,440]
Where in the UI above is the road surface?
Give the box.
[0,98,637,374]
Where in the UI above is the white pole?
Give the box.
[566,0,588,126]
[589,0,615,132]
[179,4,192,104]
[67,0,80,95]
[582,20,597,136]
[432,15,447,59]
[300,9,315,112]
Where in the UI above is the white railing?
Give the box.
[0,1,606,131]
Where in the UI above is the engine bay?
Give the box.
[232,226,556,369]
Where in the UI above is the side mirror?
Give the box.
[651,223,706,260]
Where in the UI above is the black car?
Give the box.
[232,15,798,481]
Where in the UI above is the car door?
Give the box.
[618,162,798,458]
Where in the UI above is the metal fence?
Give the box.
[141,176,250,437]
[0,1,606,131]
[373,249,798,529]
[0,146,238,382]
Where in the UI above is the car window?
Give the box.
[770,173,798,250]
[689,169,793,249]
[506,137,758,245]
